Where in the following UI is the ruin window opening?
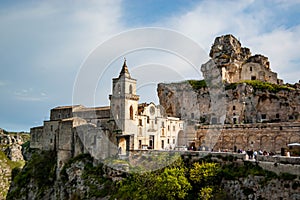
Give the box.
[261,114,266,120]
[250,66,252,72]
[251,76,256,80]
[161,140,164,149]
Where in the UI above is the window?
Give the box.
[161,140,164,149]
[167,139,169,144]
[250,66,252,72]
[147,116,150,124]
[168,125,170,131]
[139,127,142,136]
[129,84,133,94]
[233,105,236,110]
[130,106,133,120]
[251,76,256,80]
[161,129,164,136]
[139,140,142,149]
[173,126,175,131]
[117,84,121,94]
[139,119,143,126]
[162,121,165,128]
[276,113,279,119]
[173,139,175,144]
[261,114,266,120]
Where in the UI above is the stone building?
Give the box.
[210,34,280,84]
[30,60,183,171]
[158,34,300,153]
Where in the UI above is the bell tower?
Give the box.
[109,59,139,135]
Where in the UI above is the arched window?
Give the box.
[116,105,120,119]
[129,84,133,94]
[129,106,133,120]
[117,84,121,95]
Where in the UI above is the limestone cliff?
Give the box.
[158,34,299,125]
[0,129,29,200]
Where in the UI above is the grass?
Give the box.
[225,80,293,92]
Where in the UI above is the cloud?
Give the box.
[14,88,48,102]
[162,0,300,83]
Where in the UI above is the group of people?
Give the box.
[237,149,276,160]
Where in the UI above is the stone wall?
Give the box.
[195,122,300,153]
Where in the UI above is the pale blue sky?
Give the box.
[1,0,300,131]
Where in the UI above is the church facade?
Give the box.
[30,60,184,169]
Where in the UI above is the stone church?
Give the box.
[30,60,183,171]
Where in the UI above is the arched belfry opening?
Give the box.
[130,106,134,120]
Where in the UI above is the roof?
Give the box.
[74,106,110,112]
[52,105,84,110]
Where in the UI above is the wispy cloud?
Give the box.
[14,88,48,102]
[163,0,300,83]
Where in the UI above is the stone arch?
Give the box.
[260,135,272,151]
[274,135,286,153]
[247,135,257,150]
[289,135,300,144]
[234,135,245,150]
[222,135,232,151]
[177,130,185,146]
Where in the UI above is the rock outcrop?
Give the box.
[0,129,29,199]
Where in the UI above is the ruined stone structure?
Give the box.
[30,60,183,172]
[210,34,280,84]
[158,34,300,153]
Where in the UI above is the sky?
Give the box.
[1,0,300,132]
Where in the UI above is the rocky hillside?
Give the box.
[158,80,300,124]
[7,150,300,200]
[0,129,29,200]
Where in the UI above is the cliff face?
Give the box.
[158,34,299,125]
[158,81,300,125]
[0,130,29,200]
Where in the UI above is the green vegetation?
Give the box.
[0,151,25,170]
[188,80,207,90]
[6,150,56,200]
[7,151,299,200]
[114,157,191,200]
[225,80,293,92]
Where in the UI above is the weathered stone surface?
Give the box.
[5,144,24,162]
[222,175,300,200]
